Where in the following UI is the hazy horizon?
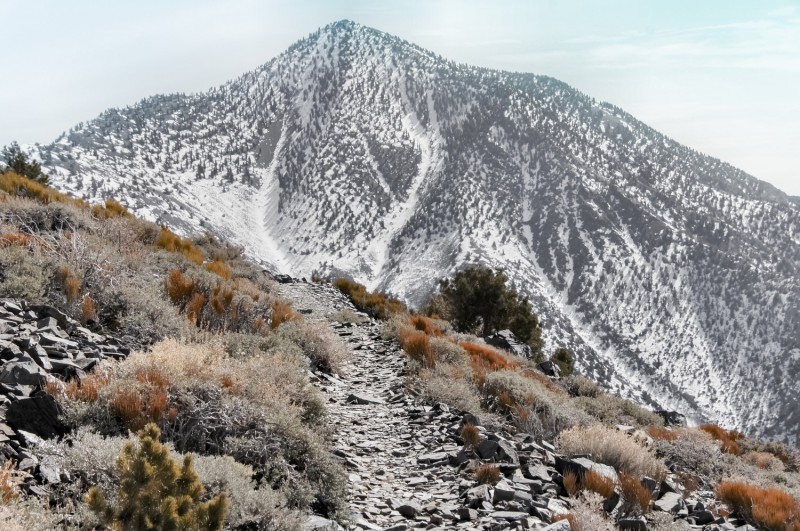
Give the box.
[1,0,797,195]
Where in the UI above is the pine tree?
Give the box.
[86,423,228,531]
[433,266,543,354]
[1,142,50,185]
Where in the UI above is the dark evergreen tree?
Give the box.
[432,266,542,354]
[1,141,50,184]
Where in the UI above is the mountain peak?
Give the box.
[34,23,800,445]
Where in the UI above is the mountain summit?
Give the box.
[33,21,800,443]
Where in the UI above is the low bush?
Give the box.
[716,480,800,530]
[418,363,482,414]
[573,393,663,428]
[699,424,744,456]
[557,424,666,480]
[191,454,301,530]
[483,370,588,439]
[0,461,23,503]
[562,375,603,398]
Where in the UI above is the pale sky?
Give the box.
[1,0,798,195]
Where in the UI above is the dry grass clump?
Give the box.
[0,232,36,247]
[717,481,800,531]
[557,424,666,481]
[460,423,481,450]
[475,464,501,485]
[270,300,298,330]
[409,314,445,336]
[618,472,652,516]
[563,471,580,496]
[743,451,785,471]
[583,469,616,498]
[205,259,232,280]
[0,171,78,205]
[647,426,678,442]
[0,461,23,503]
[155,226,204,265]
[461,341,519,375]
[91,199,131,219]
[333,278,406,319]
[398,328,434,367]
[699,424,744,455]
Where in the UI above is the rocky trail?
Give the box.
[276,281,733,531]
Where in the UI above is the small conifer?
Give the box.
[86,423,228,531]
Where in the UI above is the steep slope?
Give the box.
[32,21,800,443]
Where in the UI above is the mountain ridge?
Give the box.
[30,20,800,444]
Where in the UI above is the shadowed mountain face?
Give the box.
[33,20,800,443]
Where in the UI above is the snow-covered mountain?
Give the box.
[32,21,800,444]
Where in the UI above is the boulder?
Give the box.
[397,501,422,518]
[346,393,384,405]
[0,360,48,386]
[654,491,686,514]
[655,410,686,427]
[477,439,500,459]
[538,360,561,378]
[485,330,532,359]
[6,393,69,439]
[492,480,516,502]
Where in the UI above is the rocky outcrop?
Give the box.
[0,298,130,480]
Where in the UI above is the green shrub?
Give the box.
[431,266,542,354]
[86,423,228,531]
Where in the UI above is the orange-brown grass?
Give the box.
[0,171,74,205]
[647,425,678,442]
[334,278,406,319]
[475,464,501,485]
[409,315,442,336]
[211,284,235,315]
[699,424,744,455]
[165,269,195,307]
[186,292,205,324]
[563,471,580,496]
[619,473,651,515]
[135,367,170,389]
[205,259,232,280]
[112,386,145,429]
[583,469,615,498]
[80,296,96,324]
[717,481,800,531]
[66,373,110,402]
[744,451,782,470]
[0,461,22,503]
[111,385,170,431]
[460,423,481,450]
[56,265,81,304]
[155,226,204,264]
[92,199,132,219]
[0,232,35,246]
[398,328,435,367]
[461,342,519,375]
[270,300,298,329]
